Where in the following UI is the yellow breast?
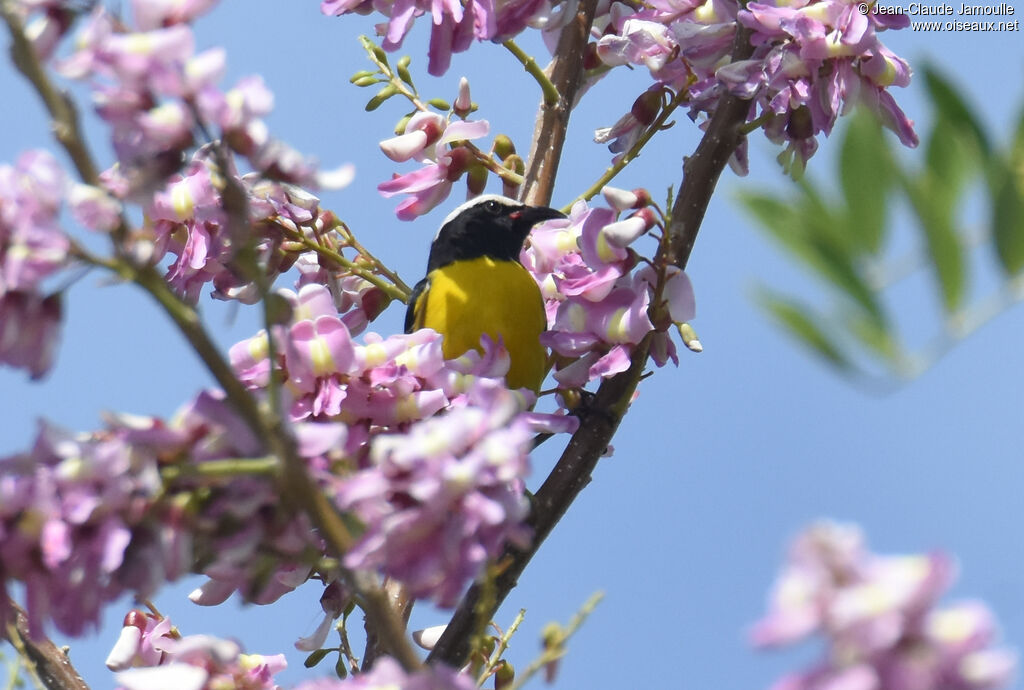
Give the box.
[417,257,547,392]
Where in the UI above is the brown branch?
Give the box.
[428,25,758,672]
[2,597,91,690]
[426,335,652,666]
[519,0,600,206]
[666,27,754,270]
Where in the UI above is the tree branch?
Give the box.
[666,27,754,270]
[2,598,90,690]
[426,335,652,666]
[0,4,98,185]
[519,0,600,206]
[428,25,757,671]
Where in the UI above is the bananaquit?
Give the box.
[404,195,565,392]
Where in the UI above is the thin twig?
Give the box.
[283,226,410,302]
[502,39,559,107]
[0,3,98,185]
[506,592,603,690]
[565,87,690,211]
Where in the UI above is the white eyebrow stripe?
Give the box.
[434,194,522,240]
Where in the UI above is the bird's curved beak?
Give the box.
[511,205,567,227]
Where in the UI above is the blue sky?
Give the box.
[1,2,1023,688]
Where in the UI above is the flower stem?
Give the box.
[566,87,690,212]
[502,39,560,107]
[161,456,281,483]
[284,226,410,302]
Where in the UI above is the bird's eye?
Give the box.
[483,200,501,213]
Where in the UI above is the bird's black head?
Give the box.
[426,195,565,271]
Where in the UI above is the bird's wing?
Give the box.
[404,275,431,333]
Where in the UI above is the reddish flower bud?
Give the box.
[445,146,472,181]
[630,90,662,126]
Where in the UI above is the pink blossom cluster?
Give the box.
[335,379,534,606]
[0,419,174,637]
[52,0,332,198]
[753,521,1016,690]
[107,610,287,690]
[142,153,360,305]
[0,150,68,378]
[8,0,79,61]
[321,0,552,76]
[522,190,695,387]
[0,390,330,637]
[593,0,917,175]
[230,282,575,605]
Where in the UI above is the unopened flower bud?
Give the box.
[467,164,489,196]
[493,134,516,160]
[786,105,814,140]
[445,146,473,182]
[304,649,330,668]
[601,186,638,211]
[394,114,412,135]
[502,153,525,177]
[677,322,703,352]
[412,624,448,650]
[583,42,602,71]
[396,55,413,86]
[106,613,147,671]
[501,154,524,198]
[601,216,648,248]
[366,84,398,111]
[349,70,376,84]
[630,90,662,126]
[633,207,657,229]
[454,77,472,116]
[494,660,515,689]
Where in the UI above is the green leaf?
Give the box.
[924,116,973,206]
[846,310,899,364]
[739,190,886,326]
[922,65,991,159]
[756,291,853,371]
[902,173,966,312]
[839,108,892,254]
[990,157,1024,275]
[804,234,886,326]
[737,193,802,241]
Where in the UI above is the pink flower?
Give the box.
[378,118,489,219]
[753,521,1016,690]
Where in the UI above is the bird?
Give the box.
[404,195,565,393]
